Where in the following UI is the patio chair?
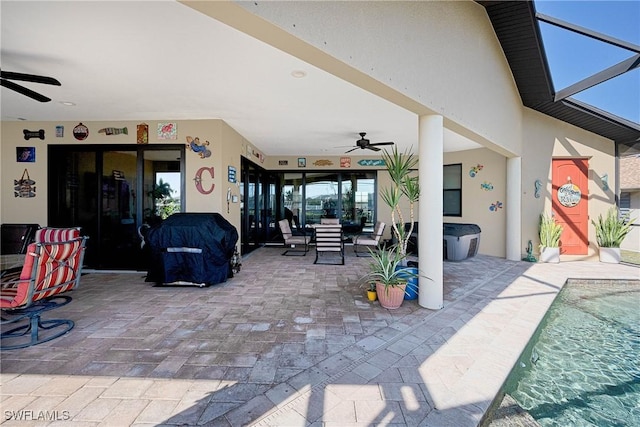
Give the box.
[320,218,340,225]
[278,219,310,256]
[353,221,386,257]
[314,224,344,265]
[1,235,88,350]
[35,226,81,243]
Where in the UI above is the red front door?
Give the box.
[552,159,589,255]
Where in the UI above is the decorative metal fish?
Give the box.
[98,127,128,135]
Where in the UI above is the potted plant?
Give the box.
[362,245,417,309]
[539,213,563,263]
[365,282,377,302]
[591,207,635,263]
[380,147,419,262]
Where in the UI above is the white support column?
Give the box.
[506,157,522,261]
[418,115,443,310]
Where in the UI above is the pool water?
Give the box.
[503,279,640,426]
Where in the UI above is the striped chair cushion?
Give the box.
[0,239,84,308]
[35,227,81,243]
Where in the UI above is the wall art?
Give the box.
[98,127,128,135]
[136,123,149,144]
[298,158,306,168]
[469,164,483,177]
[186,136,211,158]
[601,173,609,192]
[278,160,288,166]
[194,167,215,195]
[23,129,45,140]
[480,181,493,191]
[358,159,385,167]
[340,157,351,168]
[55,125,64,137]
[313,159,333,166]
[157,122,177,140]
[534,179,542,198]
[73,123,89,140]
[17,147,35,162]
[14,169,36,198]
[228,166,236,183]
[489,201,503,212]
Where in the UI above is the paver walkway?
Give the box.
[1,247,637,426]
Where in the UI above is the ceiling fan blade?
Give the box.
[0,70,61,86]
[0,79,52,102]
[367,146,382,152]
[369,142,394,146]
[345,147,359,153]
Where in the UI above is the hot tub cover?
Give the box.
[443,223,481,237]
[145,213,238,286]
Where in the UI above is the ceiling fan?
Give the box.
[0,69,61,102]
[345,132,394,153]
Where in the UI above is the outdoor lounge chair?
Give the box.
[1,234,88,350]
[353,221,386,257]
[278,219,310,256]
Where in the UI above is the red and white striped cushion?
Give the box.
[0,239,84,308]
[35,227,81,243]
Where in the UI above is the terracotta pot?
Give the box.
[376,282,406,309]
[367,290,377,301]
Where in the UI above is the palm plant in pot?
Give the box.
[591,207,635,263]
[362,245,417,309]
[539,213,563,263]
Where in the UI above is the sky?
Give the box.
[533,0,640,125]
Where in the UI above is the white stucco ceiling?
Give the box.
[0,1,481,156]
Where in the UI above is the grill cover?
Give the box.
[145,213,238,286]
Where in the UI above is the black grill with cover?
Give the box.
[145,213,238,287]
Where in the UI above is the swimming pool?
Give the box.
[502,279,640,426]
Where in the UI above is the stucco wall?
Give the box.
[233,0,523,157]
[521,108,616,259]
[1,119,243,238]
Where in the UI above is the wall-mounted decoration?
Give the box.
[228,166,236,183]
[14,169,36,198]
[340,157,351,168]
[157,122,177,140]
[98,127,128,135]
[469,164,483,177]
[186,136,211,158]
[278,160,288,166]
[601,173,609,192]
[17,147,35,162]
[136,123,149,144]
[73,123,89,140]
[194,166,215,195]
[55,125,64,137]
[358,159,385,167]
[250,148,264,163]
[480,181,494,191]
[298,158,306,168]
[313,159,333,166]
[557,177,581,207]
[23,129,45,140]
[534,179,542,198]
[489,201,503,212]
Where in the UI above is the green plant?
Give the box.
[361,245,417,296]
[539,213,563,249]
[380,146,419,261]
[591,207,635,248]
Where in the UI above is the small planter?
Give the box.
[376,282,406,309]
[539,247,560,263]
[598,247,621,264]
[366,290,377,301]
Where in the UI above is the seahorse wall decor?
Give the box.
[534,179,542,198]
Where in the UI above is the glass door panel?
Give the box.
[304,172,338,225]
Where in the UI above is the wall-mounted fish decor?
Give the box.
[14,169,36,198]
[313,159,333,166]
[98,127,128,135]
[481,181,494,191]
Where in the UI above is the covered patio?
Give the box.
[1,247,637,426]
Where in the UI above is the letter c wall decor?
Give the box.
[194,167,215,194]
